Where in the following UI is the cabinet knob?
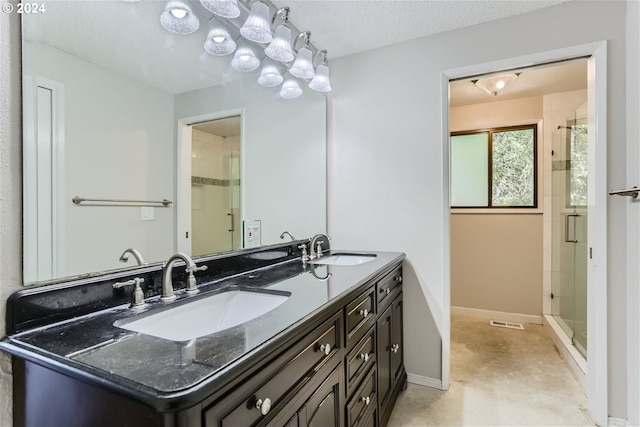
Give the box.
[359,353,370,362]
[391,344,400,353]
[396,276,402,282]
[361,396,371,406]
[255,398,272,416]
[359,308,369,317]
[379,287,391,295]
[319,343,331,356]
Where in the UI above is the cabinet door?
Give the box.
[300,366,342,427]
[390,294,404,389]
[376,304,392,414]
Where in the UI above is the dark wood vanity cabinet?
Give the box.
[10,263,405,427]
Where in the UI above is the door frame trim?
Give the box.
[441,41,608,426]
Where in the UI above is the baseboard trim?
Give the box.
[608,417,629,426]
[451,306,542,325]
[406,373,443,390]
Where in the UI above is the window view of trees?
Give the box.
[492,129,535,207]
[569,124,588,207]
[450,125,537,208]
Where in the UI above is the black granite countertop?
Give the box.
[1,250,404,412]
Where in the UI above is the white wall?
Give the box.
[328,0,631,419]
[23,42,175,279]
[174,82,327,245]
[450,96,544,318]
[0,10,24,427]
[626,0,640,424]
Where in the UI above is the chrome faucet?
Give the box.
[280,231,296,241]
[161,253,207,301]
[119,248,146,266]
[310,233,331,259]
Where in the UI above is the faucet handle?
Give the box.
[113,278,146,309]
[187,264,208,273]
[298,243,309,263]
[185,264,207,294]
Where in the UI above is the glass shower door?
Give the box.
[551,103,588,358]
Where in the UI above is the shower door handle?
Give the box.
[564,213,579,243]
[228,213,234,232]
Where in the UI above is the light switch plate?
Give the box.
[141,207,155,221]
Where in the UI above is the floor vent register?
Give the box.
[490,320,524,330]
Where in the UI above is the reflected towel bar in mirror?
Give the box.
[72,196,173,207]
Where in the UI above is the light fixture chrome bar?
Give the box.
[608,187,639,199]
[72,196,173,206]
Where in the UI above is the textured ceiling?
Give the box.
[272,0,571,59]
[23,0,572,94]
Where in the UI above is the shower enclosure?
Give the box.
[550,102,588,358]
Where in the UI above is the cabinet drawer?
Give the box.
[207,314,341,427]
[345,326,375,397]
[376,267,402,307]
[346,367,376,427]
[345,288,375,349]
[356,406,377,427]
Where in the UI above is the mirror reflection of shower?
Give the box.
[191,116,242,256]
[550,101,588,359]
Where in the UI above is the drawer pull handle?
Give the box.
[391,344,400,354]
[359,352,370,362]
[319,343,331,356]
[361,396,371,406]
[359,308,369,317]
[396,276,402,282]
[255,398,272,416]
[380,288,390,295]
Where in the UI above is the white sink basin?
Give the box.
[115,290,290,342]
[310,253,376,266]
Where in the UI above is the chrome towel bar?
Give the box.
[608,187,639,199]
[72,196,172,206]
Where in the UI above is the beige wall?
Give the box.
[1,9,24,426]
[450,214,543,315]
[450,96,544,317]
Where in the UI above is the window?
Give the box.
[450,125,537,208]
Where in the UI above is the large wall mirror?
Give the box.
[22,1,327,285]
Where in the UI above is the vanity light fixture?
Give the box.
[204,16,236,56]
[289,31,315,79]
[200,0,240,19]
[240,1,273,44]
[160,0,200,35]
[231,38,261,72]
[258,59,284,87]
[472,73,521,96]
[308,50,332,93]
[279,74,303,99]
[265,7,294,63]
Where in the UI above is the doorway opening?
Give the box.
[444,43,608,426]
[190,117,242,256]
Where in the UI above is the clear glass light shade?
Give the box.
[289,47,315,79]
[472,73,519,96]
[204,19,236,56]
[160,0,199,35]
[200,0,240,18]
[309,64,332,93]
[240,1,272,44]
[258,61,284,87]
[231,42,260,72]
[280,75,302,99]
[265,25,294,63]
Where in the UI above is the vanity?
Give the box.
[1,242,406,427]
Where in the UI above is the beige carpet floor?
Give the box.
[387,315,593,426]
